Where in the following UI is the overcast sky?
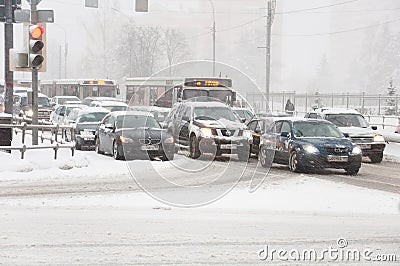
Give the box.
[1,0,400,93]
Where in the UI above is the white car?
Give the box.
[51,96,81,108]
[305,108,386,163]
[50,104,87,125]
[90,100,128,112]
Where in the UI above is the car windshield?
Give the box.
[293,122,343,138]
[234,110,253,120]
[104,106,128,112]
[66,106,84,115]
[58,97,80,104]
[21,96,50,107]
[325,114,369,128]
[78,112,109,123]
[194,107,239,122]
[116,115,160,129]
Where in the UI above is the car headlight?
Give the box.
[373,134,385,142]
[164,136,174,144]
[243,129,253,139]
[25,110,33,117]
[351,146,362,155]
[200,128,213,138]
[304,144,319,154]
[119,136,134,143]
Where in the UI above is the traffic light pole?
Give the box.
[4,0,14,116]
[31,0,39,145]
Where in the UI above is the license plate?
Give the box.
[220,144,237,149]
[359,144,371,149]
[327,156,348,162]
[141,145,159,151]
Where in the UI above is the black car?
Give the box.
[95,111,175,160]
[66,107,110,150]
[247,117,275,157]
[259,118,362,175]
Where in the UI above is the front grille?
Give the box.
[38,110,51,120]
[139,139,160,145]
[350,137,373,143]
[325,147,349,155]
[220,129,237,137]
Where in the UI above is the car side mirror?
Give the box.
[60,112,65,116]
[182,115,190,122]
[343,133,350,138]
[371,126,378,130]
[105,123,114,130]
[159,122,168,129]
[281,131,290,138]
[240,118,246,123]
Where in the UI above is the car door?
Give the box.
[171,104,184,143]
[276,121,291,163]
[98,115,110,152]
[178,106,191,145]
[104,115,116,153]
[248,120,261,154]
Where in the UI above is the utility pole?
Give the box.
[208,0,216,77]
[265,0,276,110]
[4,0,14,115]
[31,0,39,145]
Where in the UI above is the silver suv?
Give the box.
[305,108,386,163]
[165,101,253,161]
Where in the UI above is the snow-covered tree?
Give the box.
[385,80,397,115]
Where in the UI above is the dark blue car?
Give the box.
[259,118,362,175]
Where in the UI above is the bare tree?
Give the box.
[162,29,189,75]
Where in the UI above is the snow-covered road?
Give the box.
[0,145,400,264]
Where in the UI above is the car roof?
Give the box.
[77,107,109,115]
[273,117,333,124]
[86,97,122,101]
[93,100,127,106]
[14,92,48,98]
[111,111,154,117]
[54,96,80,99]
[179,101,230,108]
[310,107,362,115]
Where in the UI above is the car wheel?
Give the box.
[189,136,201,159]
[345,167,360,175]
[259,146,273,168]
[369,152,383,163]
[289,151,303,173]
[162,151,174,161]
[95,137,104,154]
[237,147,250,162]
[113,141,123,160]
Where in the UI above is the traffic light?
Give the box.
[28,23,46,69]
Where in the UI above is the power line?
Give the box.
[272,18,400,37]
[275,0,360,15]
[216,15,265,33]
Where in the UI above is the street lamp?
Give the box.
[208,0,216,77]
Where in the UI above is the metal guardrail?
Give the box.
[0,117,76,159]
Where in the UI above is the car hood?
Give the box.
[296,137,353,148]
[116,128,171,140]
[338,126,374,137]
[194,118,247,130]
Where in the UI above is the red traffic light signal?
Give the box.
[30,25,44,39]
